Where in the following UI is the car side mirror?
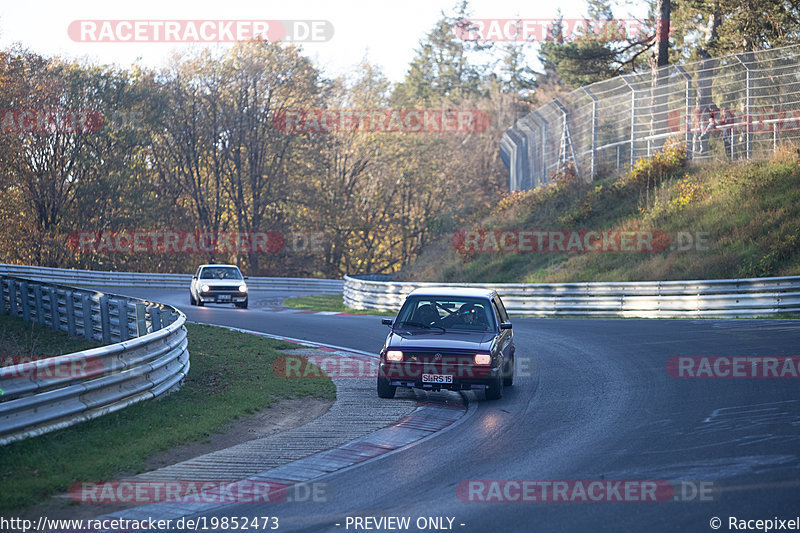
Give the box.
[382,318,393,326]
[192,276,197,279]
[500,322,512,330]
[244,276,249,279]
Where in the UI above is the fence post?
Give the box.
[82,294,94,340]
[552,98,582,180]
[774,123,778,151]
[517,121,536,190]
[503,128,525,191]
[621,75,636,167]
[583,87,598,179]
[675,66,693,160]
[735,53,754,159]
[533,110,549,184]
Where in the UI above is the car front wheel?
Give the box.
[485,371,503,400]
[377,377,396,399]
[503,356,514,387]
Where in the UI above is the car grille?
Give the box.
[402,351,475,364]
[387,351,489,379]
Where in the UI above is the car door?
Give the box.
[192,267,203,296]
[492,296,513,362]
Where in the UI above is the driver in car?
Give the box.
[457,303,487,328]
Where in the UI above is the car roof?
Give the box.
[197,264,241,269]
[406,286,497,299]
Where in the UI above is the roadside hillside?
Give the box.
[400,142,800,283]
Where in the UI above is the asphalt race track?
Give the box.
[95,287,800,533]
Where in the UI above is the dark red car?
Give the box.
[378,287,515,400]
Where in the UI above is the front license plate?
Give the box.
[422,374,453,384]
[217,295,231,302]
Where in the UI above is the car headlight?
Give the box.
[201,284,210,293]
[474,354,491,365]
[238,284,247,293]
[386,350,403,362]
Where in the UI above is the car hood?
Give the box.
[386,330,495,351]
[196,279,244,286]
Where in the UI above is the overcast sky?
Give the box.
[0,0,648,83]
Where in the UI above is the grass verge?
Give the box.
[283,294,396,316]
[0,319,336,512]
[0,314,101,362]
[401,142,800,283]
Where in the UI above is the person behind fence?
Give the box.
[697,105,716,155]
[693,104,712,155]
[718,107,734,157]
[695,103,728,156]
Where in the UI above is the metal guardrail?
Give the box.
[343,275,800,318]
[0,264,344,293]
[0,275,190,445]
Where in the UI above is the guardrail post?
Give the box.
[149,306,162,331]
[162,310,176,327]
[20,281,30,321]
[99,296,111,344]
[48,287,60,331]
[9,279,18,317]
[135,303,147,337]
[81,294,94,340]
[116,299,129,341]
[65,291,77,336]
[0,278,8,315]
[34,284,45,324]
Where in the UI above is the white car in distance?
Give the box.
[189,264,248,308]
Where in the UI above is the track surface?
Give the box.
[97,287,800,533]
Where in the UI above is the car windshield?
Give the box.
[396,296,495,332]
[200,267,242,280]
